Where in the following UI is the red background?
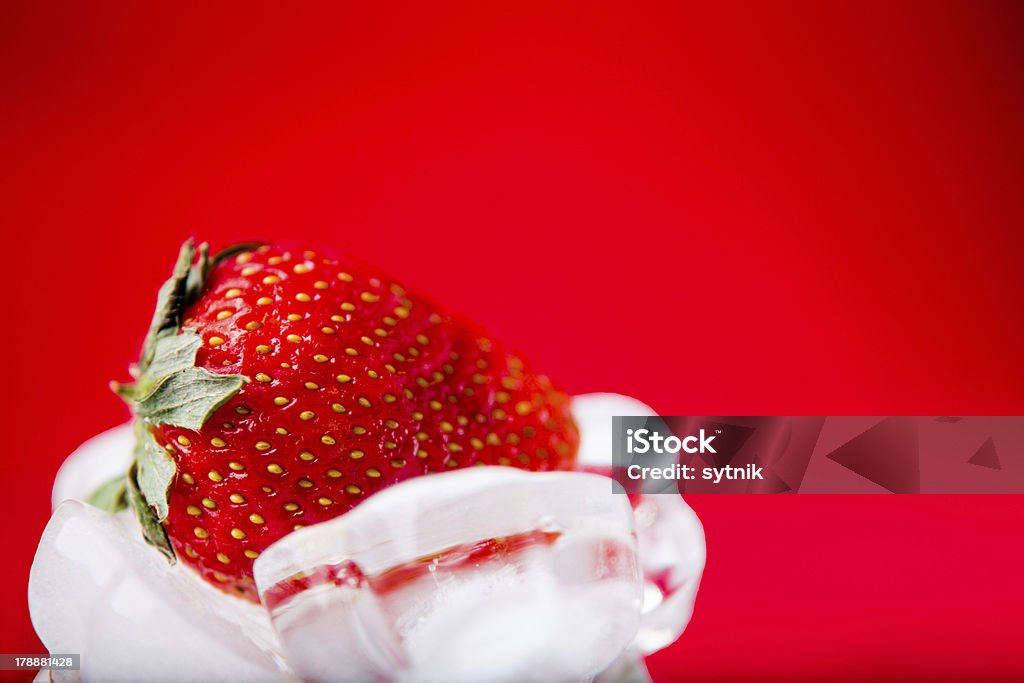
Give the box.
[2,2,1023,681]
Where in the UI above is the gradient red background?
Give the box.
[3,2,1023,681]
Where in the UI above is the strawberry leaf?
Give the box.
[85,475,129,513]
[135,332,204,398]
[133,421,177,522]
[183,241,210,303]
[140,240,198,371]
[136,367,247,430]
[127,461,176,563]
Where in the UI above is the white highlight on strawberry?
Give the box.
[29,394,705,683]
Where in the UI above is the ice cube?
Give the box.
[571,393,706,654]
[571,394,657,470]
[254,467,642,683]
[593,651,652,683]
[29,501,289,683]
[51,424,135,509]
[631,494,705,654]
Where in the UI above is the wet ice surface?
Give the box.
[30,394,705,683]
[254,468,641,683]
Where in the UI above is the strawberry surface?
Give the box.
[134,244,578,600]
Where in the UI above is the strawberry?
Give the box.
[111,241,579,601]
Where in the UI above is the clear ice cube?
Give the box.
[630,494,705,654]
[571,394,706,654]
[253,468,642,683]
[29,501,288,683]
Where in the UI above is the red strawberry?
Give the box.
[112,241,579,601]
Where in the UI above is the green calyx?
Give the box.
[101,239,257,562]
